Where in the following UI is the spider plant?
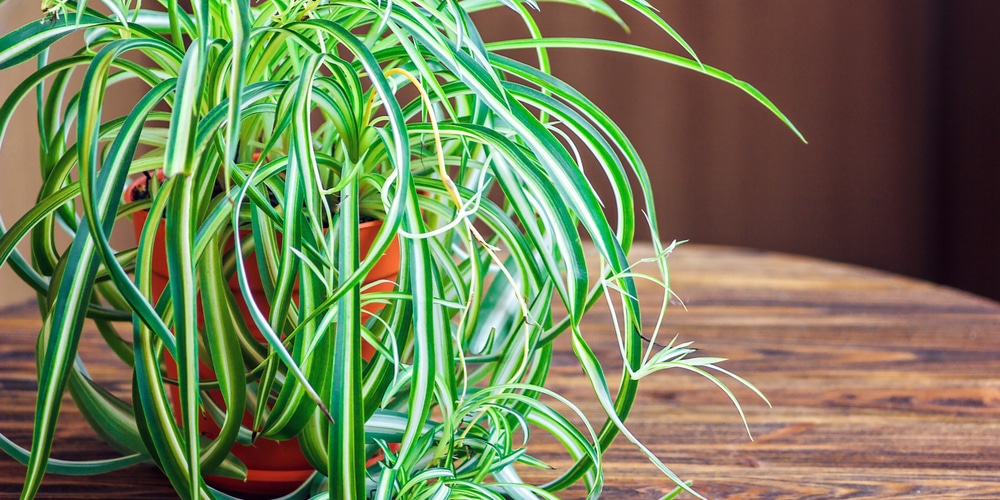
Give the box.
[0,0,802,498]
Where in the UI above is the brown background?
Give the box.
[478,0,1000,301]
[2,0,999,304]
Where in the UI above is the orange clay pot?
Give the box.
[124,175,401,496]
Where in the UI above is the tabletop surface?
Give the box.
[2,244,999,499]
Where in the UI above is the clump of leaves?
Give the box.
[0,0,800,498]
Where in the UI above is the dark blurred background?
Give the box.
[478,0,1000,300]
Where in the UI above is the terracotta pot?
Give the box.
[124,175,401,496]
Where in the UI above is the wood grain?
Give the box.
[2,244,999,498]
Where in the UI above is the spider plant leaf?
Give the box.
[164,42,205,178]
[503,81,634,233]
[134,309,210,497]
[490,54,672,342]
[393,16,619,323]
[22,160,112,500]
[97,0,129,26]
[408,120,582,310]
[0,181,76,295]
[462,0,623,28]
[164,172,204,500]
[83,132,195,498]
[67,360,147,455]
[221,0,253,186]
[261,230,331,441]
[488,37,806,142]
[195,234,247,473]
[0,432,146,475]
[470,383,604,498]
[329,161,366,498]
[569,326,700,498]
[20,39,176,498]
[80,78,179,355]
[0,14,106,70]
[231,167,332,437]
[617,0,701,65]
[291,18,445,469]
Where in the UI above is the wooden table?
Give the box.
[3,244,1000,498]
